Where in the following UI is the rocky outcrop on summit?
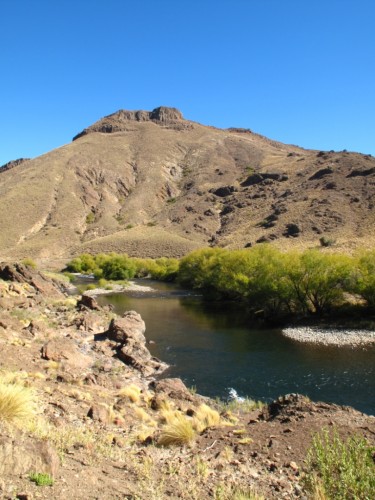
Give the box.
[0,158,29,173]
[73,106,186,140]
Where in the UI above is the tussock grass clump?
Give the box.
[304,428,375,500]
[134,407,156,425]
[0,382,35,424]
[158,413,196,447]
[117,384,142,403]
[194,404,221,432]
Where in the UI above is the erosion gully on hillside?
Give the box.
[0,263,374,499]
[0,106,374,263]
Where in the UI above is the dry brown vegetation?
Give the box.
[0,107,374,266]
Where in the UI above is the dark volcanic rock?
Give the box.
[0,158,30,173]
[347,167,375,177]
[283,223,301,237]
[241,172,287,187]
[212,186,236,197]
[309,167,333,180]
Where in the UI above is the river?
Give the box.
[96,280,375,415]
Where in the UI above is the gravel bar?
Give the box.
[282,327,375,347]
[83,281,154,297]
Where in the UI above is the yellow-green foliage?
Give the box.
[304,429,375,500]
[158,413,196,447]
[29,472,54,486]
[21,257,37,269]
[66,247,375,317]
[354,249,375,308]
[0,382,35,424]
[178,245,370,316]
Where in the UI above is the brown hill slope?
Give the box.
[0,106,374,264]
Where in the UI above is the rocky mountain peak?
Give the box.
[73,106,185,140]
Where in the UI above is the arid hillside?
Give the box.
[0,106,374,265]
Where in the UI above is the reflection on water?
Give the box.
[97,280,375,415]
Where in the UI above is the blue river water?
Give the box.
[97,280,375,415]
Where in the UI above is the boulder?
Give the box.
[283,223,301,237]
[107,311,146,344]
[105,311,168,376]
[308,167,333,180]
[41,338,92,369]
[77,294,101,311]
[87,404,112,424]
[0,430,59,477]
[212,186,236,197]
[0,263,65,299]
[150,378,195,402]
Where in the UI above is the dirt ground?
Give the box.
[0,265,374,499]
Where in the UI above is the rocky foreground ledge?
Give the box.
[0,263,374,499]
[282,326,375,347]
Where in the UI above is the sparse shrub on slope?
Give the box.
[304,429,375,500]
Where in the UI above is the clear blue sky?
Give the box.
[1,0,375,165]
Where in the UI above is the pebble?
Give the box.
[282,326,375,346]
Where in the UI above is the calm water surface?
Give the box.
[97,280,375,415]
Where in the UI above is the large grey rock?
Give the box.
[107,311,146,344]
[105,311,168,376]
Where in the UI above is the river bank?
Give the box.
[0,263,374,499]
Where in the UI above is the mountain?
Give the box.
[0,106,374,265]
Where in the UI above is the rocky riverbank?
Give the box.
[282,326,375,347]
[0,263,374,499]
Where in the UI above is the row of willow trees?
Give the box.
[66,246,375,317]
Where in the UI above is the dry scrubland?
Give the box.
[0,107,374,265]
[0,263,374,499]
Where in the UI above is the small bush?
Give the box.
[0,383,35,423]
[29,472,54,486]
[158,413,195,446]
[86,212,95,224]
[319,236,336,247]
[21,258,37,269]
[304,428,375,500]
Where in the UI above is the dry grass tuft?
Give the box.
[67,388,92,401]
[134,406,156,425]
[194,404,221,432]
[0,382,35,424]
[158,413,196,447]
[117,384,141,403]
